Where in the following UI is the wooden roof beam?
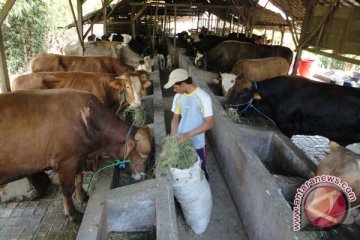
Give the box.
[131,4,149,23]
[129,2,233,9]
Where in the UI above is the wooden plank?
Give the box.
[131,4,148,23]
[306,47,360,65]
[308,6,360,55]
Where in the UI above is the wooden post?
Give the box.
[69,0,84,55]
[271,29,275,45]
[103,0,108,34]
[131,6,135,37]
[152,3,159,52]
[163,7,167,35]
[280,27,285,45]
[292,0,317,75]
[77,0,83,44]
[0,29,10,93]
[168,11,171,35]
[221,20,226,36]
[0,0,16,93]
[207,12,211,31]
[216,16,220,35]
[174,4,177,47]
[237,14,241,37]
[196,11,200,33]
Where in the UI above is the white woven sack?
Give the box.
[170,160,212,235]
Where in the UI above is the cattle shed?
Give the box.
[1,0,360,92]
[1,1,360,239]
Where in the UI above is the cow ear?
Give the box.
[109,80,124,90]
[143,80,152,89]
[253,92,262,100]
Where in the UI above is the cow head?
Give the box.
[134,70,153,96]
[219,73,237,96]
[113,73,142,108]
[121,34,132,45]
[137,56,154,72]
[127,125,153,180]
[225,78,261,111]
[316,142,360,225]
[195,51,205,69]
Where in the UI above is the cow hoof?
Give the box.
[76,192,89,203]
[68,211,83,223]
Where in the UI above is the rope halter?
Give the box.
[225,80,277,127]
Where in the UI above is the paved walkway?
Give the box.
[0,183,81,240]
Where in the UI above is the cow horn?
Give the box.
[253,92,262,100]
[329,141,340,150]
[115,73,126,80]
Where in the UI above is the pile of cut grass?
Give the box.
[226,107,252,125]
[157,135,198,170]
[120,106,147,127]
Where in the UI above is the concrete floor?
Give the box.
[176,138,248,240]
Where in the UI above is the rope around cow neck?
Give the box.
[225,81,277,127]
[115,89,126,118]
[87,159,130,194]
[87,125,135,194]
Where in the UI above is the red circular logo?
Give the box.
[303,185,348,228]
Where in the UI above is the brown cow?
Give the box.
[30,53,134,75]
[317,142,360,225]
[11,71,152,109]
[213,57,290,96]
[0,89,151,221]
[134,69,153,96]
[62,41,122,57]
[61,41,153,69]
[127,125,153,180]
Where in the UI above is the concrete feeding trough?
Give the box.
[178,53,360,239]
[77,66,179,240]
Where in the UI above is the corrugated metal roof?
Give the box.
[78,0,360,28]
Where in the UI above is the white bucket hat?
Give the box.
[164,68,189,89]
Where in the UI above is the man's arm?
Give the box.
[170,113,180,136]
[179,116,213,142]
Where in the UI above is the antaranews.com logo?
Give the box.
[293,175,357,231]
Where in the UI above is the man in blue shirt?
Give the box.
[164,68,213,179]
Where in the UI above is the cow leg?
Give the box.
[74,171,88,203]
[58,167,82,222]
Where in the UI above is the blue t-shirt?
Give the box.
[171,87,213,149]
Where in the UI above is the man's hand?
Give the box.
[178,133,190,142]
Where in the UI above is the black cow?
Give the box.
[87,34,102,42]
[224,76,360,146]
[195,40,293,72]
[101,33,124,42]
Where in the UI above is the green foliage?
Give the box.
[120,106,147,127]
[157,136,198,170]
[0,0,73,74]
